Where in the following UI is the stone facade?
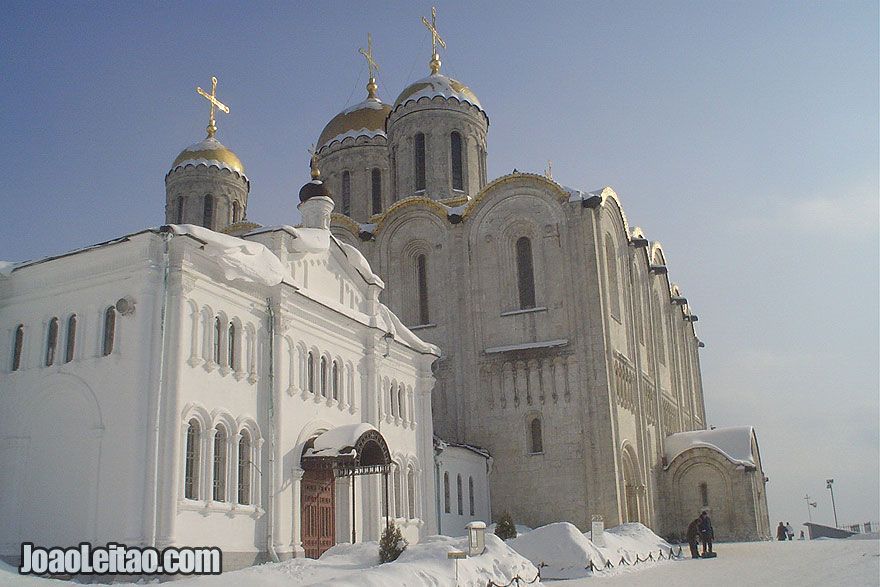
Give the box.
[318,60,768,538]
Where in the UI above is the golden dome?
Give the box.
[317,98,392,150]
[394,73,481,109]
[171,136,245,177]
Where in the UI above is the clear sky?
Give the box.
[2,1,877,532]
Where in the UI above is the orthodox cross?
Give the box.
[422,6,446,73]
[360,34,380,99]
[196,76,229,138]
[545,160,553,180]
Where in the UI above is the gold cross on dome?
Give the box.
[196,76,229,138]
[422,6,446,73]
[360,34,380,80]
[308,144,320,179]
[545,160,553,179]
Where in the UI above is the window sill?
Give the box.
[527,451,545,456]
[178,499,264,517]
[501,306,547,317]
[409,323,436,331]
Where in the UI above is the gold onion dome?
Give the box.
[317,97,392,150]
[170,136,246,179]
[393,73,481,110]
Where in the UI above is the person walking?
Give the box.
[785,522,794,541]
[686,517,701,559]
[776,521,787,541]
[699,511,714,556]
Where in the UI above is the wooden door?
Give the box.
[302,469,335,558]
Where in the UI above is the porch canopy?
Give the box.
[301,423,391,477]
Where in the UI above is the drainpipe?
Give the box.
[435,449,442,536]
[266,297,280,562]
[148,229,172,547]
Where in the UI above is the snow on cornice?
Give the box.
[321,128,387,149]
[171,158,248,180]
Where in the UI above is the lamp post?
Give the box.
[804,494,816,523]
[826,479,838,528]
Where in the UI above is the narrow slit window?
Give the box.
[342,171,351,216]
[371,168,382,215]
[414,133,426,191]
[451,131,463,191]
[45,317,58,366]
[332,361,339,400]
[398,387,406,421]
[213,317,222,365]
[443,472,450,513]
[232,201,242,223]
[203,194,214,229]
[102,307,116,356]
[177,196,185,224]
[307,352,315,393]
[469,476,475,516]
[393,464,402,518]
[65,315,76,363]
[184,419,200,499]
[11,325,24,371]
[417,254,429,325]
[320,356,328,397]
[407,467,416,519]
[457,474,463,515]
[529,417,543,453]
[516,237,536,309]
[699,482,708,506]
[213,425,227,502]
[227,323,236,369]
[238,430,251,505]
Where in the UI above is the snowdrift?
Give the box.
[508,522,607,579]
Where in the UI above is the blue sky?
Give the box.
[2,1,877,531]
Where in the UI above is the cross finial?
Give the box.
[359,33,380,99]
[544,160,553,180]
[308,144,320,180]
[422,6,446,74]
[196,76,230,138]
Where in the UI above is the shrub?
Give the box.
[494,512,517,540]
[379,521,407,563]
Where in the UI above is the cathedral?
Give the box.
[0,12,770,572]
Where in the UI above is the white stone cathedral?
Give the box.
[315,21,770,542]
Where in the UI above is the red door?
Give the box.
[301,469,335,559]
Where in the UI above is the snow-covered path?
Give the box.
[554,539,880,586]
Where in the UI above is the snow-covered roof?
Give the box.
[484,339,568,354]
[169,224,284,286]
[304,423,378,458]
[664,426,757,468]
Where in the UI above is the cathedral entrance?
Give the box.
[301,469,336,559]
[621,447,643,523]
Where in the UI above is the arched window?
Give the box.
[443,472,450,513]
[516,237,536,309]
[232,201,242,223]
[184,419,200,499]
[331,361,339,400]
[605,235,620,319]
[371,168,382,215]
[407,466,416,519]
[176,196,185,224]
[414,133,426,191]
[469,476,475,516]
[227,323,236,369]
[238,430,251,505]
[457,473,463,515]
[307,352,315,393]
[393,463,402,518]
[213,317,222,365]
[390,384,397,417]
[529,417,543,454]
[320,356,328,397]
[11,325,24,371]
[417,254,429,325]
[451,131,463,191]
[45,317,58,366]
[203,194,214,229]
[699,482,708,507]
[102,307,116,356]
[342,171,351,216]
[398,386,406,421]
[213,425,227,502]
[65,315,76,363]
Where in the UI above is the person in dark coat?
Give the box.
[686,517,701,559]
[776,521,787,541]
[698,511,714,555]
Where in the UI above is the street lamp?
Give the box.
[826,479,838,528]
[804,494,817,524]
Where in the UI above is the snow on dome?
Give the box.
[317,97,391,149]
[170,136,246,178]
[664,426,757,468]
[394,73,482,109]
[169,224,283,286]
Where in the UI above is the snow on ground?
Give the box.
[1,532,877,586]
[508,522,608,579]
[554,538,880,587]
